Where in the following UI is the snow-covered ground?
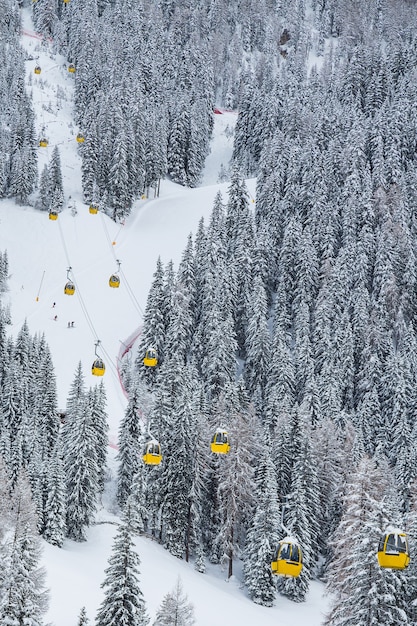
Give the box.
[0,9,328,624]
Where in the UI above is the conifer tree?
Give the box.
[95,521,149,626]
[211,392,256,578]
[243,444,281,606]
[77,606,90,625]
[63,395,99,541]
[0,472,48,626]
[117,383,150,507]
[88,382,109,492]
[42,441,66,547]
[153,578,195,626]
[325,456,407,626]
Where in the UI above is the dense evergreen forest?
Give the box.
[1,0,417,623]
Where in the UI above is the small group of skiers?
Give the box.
[52,303,75,327]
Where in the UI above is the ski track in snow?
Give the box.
[0,8,329,626]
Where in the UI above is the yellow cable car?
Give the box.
[109,274,120,288]
[210,429,230,454]
[377,531,410,570]
[34,65,41,75]
[143,347,158,367]
[68,64,76,73]
[143,440,162,465]
[39,138,49,148]
[89,204,98,214]
[64,281,75,295]
[76,133,85,143]
[49,210,58,220]
[271,538,303,578]
[92,358,105,376]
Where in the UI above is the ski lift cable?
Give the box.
[119,267,144,317]
[99,211,119,262]
[57,217,72,269]
[58,219,118,374]
[70,272,124,390]
[99,212,144,317]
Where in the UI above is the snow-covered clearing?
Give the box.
[0,8,328,624]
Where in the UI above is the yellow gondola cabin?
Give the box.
[377,531,410,570]
[143,440,162,465]
[64,281,75,295]
[39,138,48,148]
[92,358,105,376]
[210,429,230,454]
[76,133,85,143]
[68,64,76,73]
[89,204,98,214]
[109,274,120,288]
[34,65,41,75]
[49,210,58,220]
[143,347,158,367]
[271,538,303,578]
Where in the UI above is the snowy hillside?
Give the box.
[0,8,330,625]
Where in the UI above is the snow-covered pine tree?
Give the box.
[42,440,66,547]
[136,257,167,383]
[243,442,282,606]
[38,164,51,211]
[77,606,90,625]
[62,361,87,451]
[211,388,256,578]
[244,273,271,397]
[88,382,109,492]
[404,479,417,624]
[0,472,48,626]
[153,577,195,626]
[117,382,151,507]
[325,456,408,626]
[277,427,321,603]
[63,381,99,541]
[158,369,198,559]
[95,520,149,626]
